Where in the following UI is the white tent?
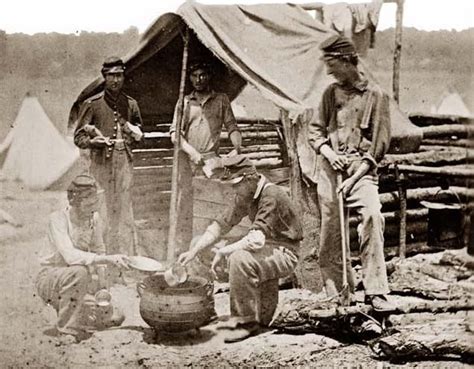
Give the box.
[434,92,472,117]
[0,93,80,189]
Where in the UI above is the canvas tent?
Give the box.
[69,1,421,156]
[1,93,80,190]
[68,1,424,258]
[432,92,472,117]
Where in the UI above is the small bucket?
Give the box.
[164,263,188,287]
[421,189,465,249]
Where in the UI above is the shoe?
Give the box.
[223,322,261,343]
[366,295,394,312]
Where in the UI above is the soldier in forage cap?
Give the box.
[74,57,143,256]
[177,155,303,343]
[308,35,393,311]
[36,175,129,342]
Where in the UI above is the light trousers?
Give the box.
[317,159,389,297]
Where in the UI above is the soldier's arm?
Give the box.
[74,102,94,149]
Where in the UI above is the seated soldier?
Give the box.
[178,156,303,343]
[36,174,130,342]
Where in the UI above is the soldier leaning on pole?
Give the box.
[308,35,393,311]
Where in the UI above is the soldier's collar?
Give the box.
[189,90,216,104]
[337,72,368,92]
[253,174,270,200]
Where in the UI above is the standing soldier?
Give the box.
[308,35,393,311]
[169,61,242,175]
[74,57,143,255]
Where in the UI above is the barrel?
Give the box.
[137,274,214,333]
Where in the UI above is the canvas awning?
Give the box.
[69,1,422,155]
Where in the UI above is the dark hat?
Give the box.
[67,174,98,202]
[218,155,257,184]
[188,60,212,74]
[101,56,125,75]
[319,34,357,60]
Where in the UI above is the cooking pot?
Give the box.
[137,274,214,333]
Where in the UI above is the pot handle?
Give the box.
[136,281,146,297]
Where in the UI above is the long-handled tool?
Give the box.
[336,172,351,306]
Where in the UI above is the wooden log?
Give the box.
[421,124,474,139]
[383,147,470,166]
[372,330,474,361]
[350,220,427,246]
[380,186,474,207]
[273,296,474,327]
[383,242,440,259]
[409,113,474,127]
[220,144,281,154]
[396,164,474,178]
[349,208,428,226]
[422,138,474,148]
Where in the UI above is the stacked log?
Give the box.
[131,118,286,223]
[347,114,474,257]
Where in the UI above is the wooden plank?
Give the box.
[133,191,171,214]
[133,166,172,178]
[193,177,234,204]
[133,148,174,158]
[132,181,171,194]
[134,156,173,168]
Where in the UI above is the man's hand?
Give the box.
[177,250,197,266]
[320,145,348,172]
[105,254,130,269]
[210,248,225,280]
[337,176,357,198]
[170,132,176,144]
[326,151,348,172]
[189,151,203,165]
[90,136,112,148]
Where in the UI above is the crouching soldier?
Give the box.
[178,156,303,343]
[36,174,130,342]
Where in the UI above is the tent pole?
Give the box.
[392,0,404,104]
[167,26,190,262]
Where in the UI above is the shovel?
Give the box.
[336,172,351,306]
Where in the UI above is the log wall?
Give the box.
[131,118,287,259]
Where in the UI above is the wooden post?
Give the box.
[280,110,303,204]
[392,0,404,104]
[167,27,191,262]
[394,164,407,259]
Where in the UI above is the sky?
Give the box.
[1,0,473,35]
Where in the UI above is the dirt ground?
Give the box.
[0,180,470,368]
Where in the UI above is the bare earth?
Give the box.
[0,181,470,368]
